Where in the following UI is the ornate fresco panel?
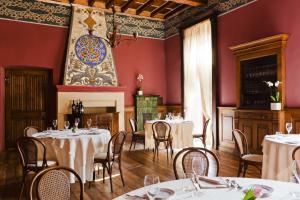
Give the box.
[0,0,256,39]
[63,5,118,86]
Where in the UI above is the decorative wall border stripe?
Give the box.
[0,0,257,39]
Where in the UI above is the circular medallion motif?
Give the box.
[75,34,107,66]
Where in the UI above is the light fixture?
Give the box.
[104,3,138,48]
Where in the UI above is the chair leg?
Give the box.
[237,160,243,177]
[102,164,106,183]
[143,138,145,150]
[243,163,248,177]
[153,142,157,161]
[118,159,125,186]
[170,141,173,157]
[166,142,169,162]
[129,137,134,151]
[109,165,113,193]
[18,172,26,200]
[156,142,159,160]
[133,138,137,149]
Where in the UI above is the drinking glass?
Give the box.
[144,175,160,200]
[157,113,162,120]
[87,118,92,129]
[192,157,204,175]
[52,119,57,130]
[286,122,293,134]
[64,121,70,130]
[75,118,80,129]
[290,160,300,184]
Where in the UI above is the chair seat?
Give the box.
[134,131,145,136]
[94,152,108,159]
[28,160,57,168]
[192,134,203,138]
[242,154,263,163]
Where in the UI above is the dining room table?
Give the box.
[262,134,300,182]
[32,128,111,183]
[144,119,193,149]
[114,177,300,200]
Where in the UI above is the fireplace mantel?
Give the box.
[56,85,126,92]
[56,85,125,132]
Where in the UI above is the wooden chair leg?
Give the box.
[109,165,113,193]
[157,142,159,160]
[143,138,145,150]
[166,141,169,162]
[243,163,248,177]
[118,159,125,186]
[18,173,26,200]
[153,142,157,161]
[237,160,243,177]
[129,137,134,151]
[170,141,173,156]
[102,164,106,183]
[133,138,137,149]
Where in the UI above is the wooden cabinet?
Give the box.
[235,110,279,153]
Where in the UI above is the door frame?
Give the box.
[4,67,52,149]
[179,9,219,149]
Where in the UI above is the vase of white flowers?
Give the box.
[264,81,281,110]
[137,73,144,95]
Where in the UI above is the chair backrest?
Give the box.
[152,121,171,140]
[107,132,126,159]
[202,119,210,138]
[292,146,300,160]
[24,126,40,137]
[29,166,84,200]
[17,137,47,169]
[173,147,220,179]
[129,118,137,133]
[232,129,248,156]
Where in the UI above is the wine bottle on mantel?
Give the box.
[72,100,76,115]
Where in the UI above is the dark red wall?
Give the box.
[0,19,166,151]
[165,35,182,105]
[218,0,300,107]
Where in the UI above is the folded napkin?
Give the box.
[197,176,228,189]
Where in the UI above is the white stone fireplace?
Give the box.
[56,85,125,131]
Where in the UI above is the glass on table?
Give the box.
[52,119,58,130]
[46,126,52,132]
[290,160,300,184]
[286,122,293,134]
[64,121,70,130]
[87,118,92,129]
[144,175,160,200]
[74,118,80,129]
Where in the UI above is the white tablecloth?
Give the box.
[144,120,193,149]
[114,177,300,200]
[32,129,111,183]
[262,134,300,181]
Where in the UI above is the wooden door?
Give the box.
[5,69,50,148]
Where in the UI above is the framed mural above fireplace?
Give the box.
[63,4,118,86]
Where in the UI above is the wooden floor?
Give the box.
[0,142,260,200]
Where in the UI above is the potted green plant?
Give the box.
[264,81,281,110]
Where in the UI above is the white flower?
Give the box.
[275,81,280,87]
[264,81,273,87]
[137,74,143,82]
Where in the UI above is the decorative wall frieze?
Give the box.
[0,0,256,39]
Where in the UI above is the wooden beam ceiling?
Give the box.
[121,0,134,12]
[150,1,172,17]
[105,0,114,9]
[136,0,154,15]
[164,4,189,19]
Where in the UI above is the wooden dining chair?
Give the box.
[92,131,127,192]
[232,129,262,177]
[129,118,145,150]
[152,121,173,161]
[193,119,210,148]
[17,137,57,200]
[29,166,84,200]
[173,147,220,179]
[292,146,300,160]
[24,126,40,137]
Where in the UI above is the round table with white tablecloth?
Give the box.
[144,120,193,149]
[114,177,300,200]
[262,134,300,182]
[32,128,111,183]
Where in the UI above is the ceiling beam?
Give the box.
[121,0,134,12]
[164,4,188,19]
[150,1,172,17]
[88,0,96,6]
[168,0,206,6]
[136,0,154,15]
[105,0,114,9]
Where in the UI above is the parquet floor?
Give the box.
[0,141,260,200]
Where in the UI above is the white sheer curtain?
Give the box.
[183,19,213,146]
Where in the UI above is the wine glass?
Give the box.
[286,122,293,134]
[52,119,57,130]
[157,113,162,120]
[144,175,160,200]
[64,121,70,130]
[290,160,300,184]
[87,118,92,129]
[74,118,80,129]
